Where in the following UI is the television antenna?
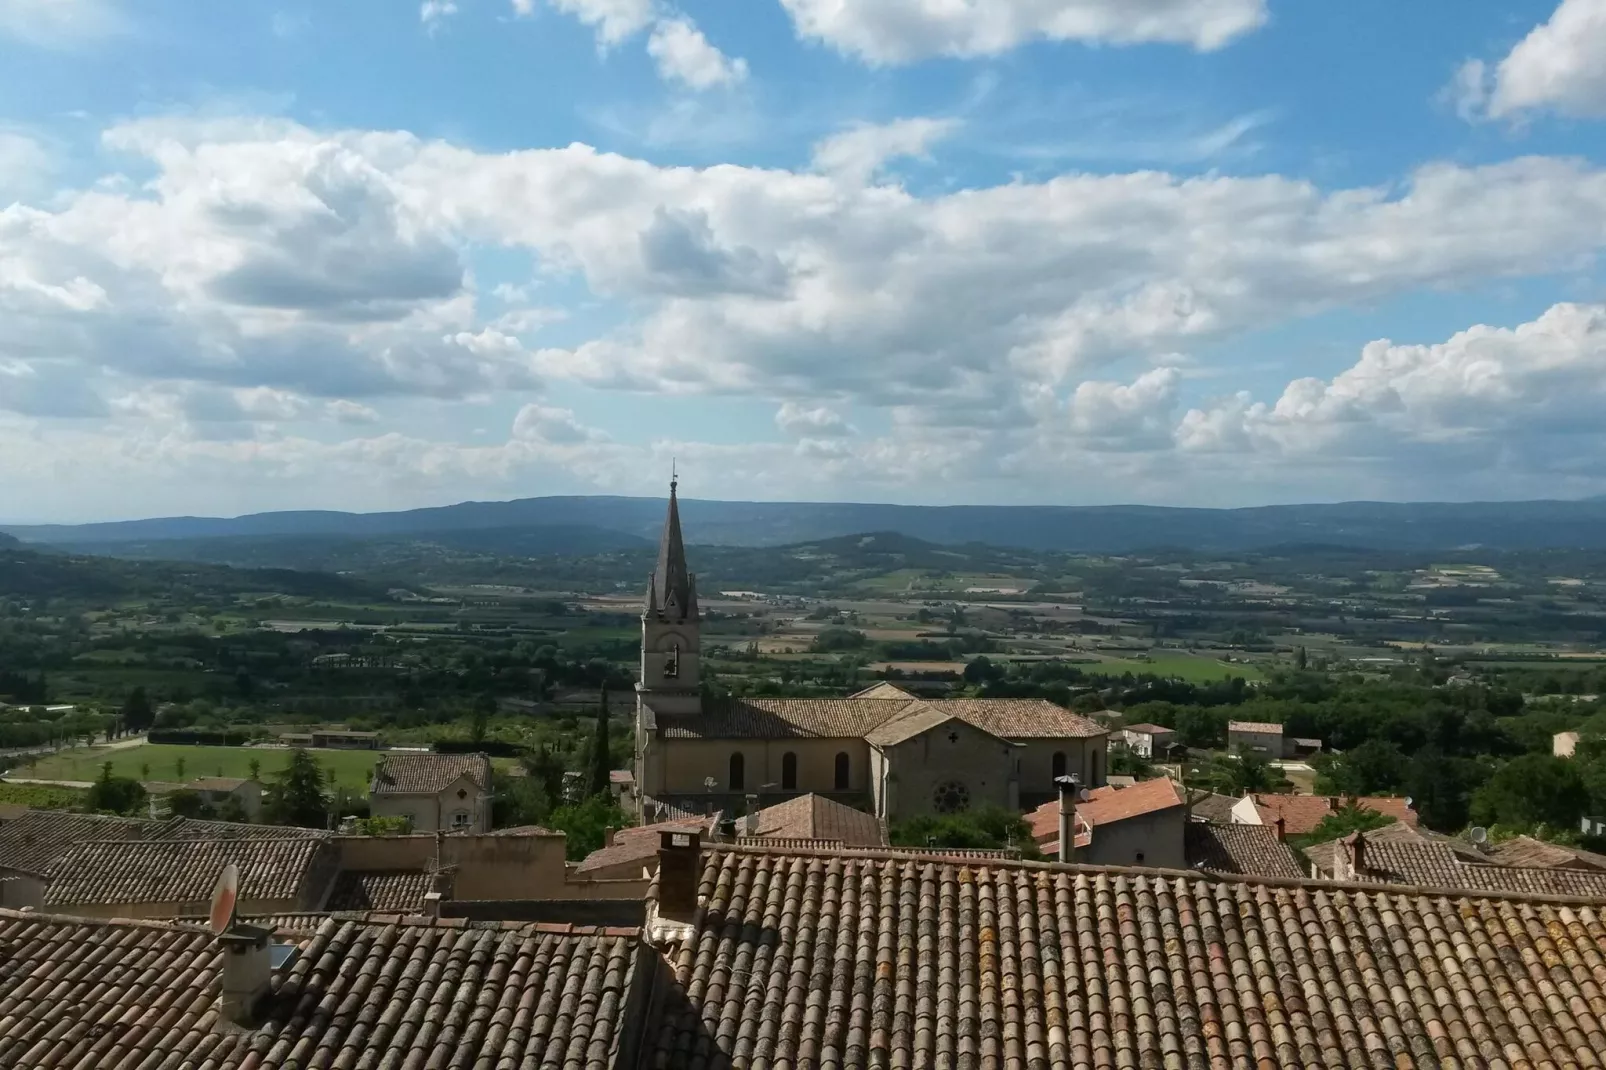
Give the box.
[209,863,240,934]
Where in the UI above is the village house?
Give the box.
[368,752,493,832]
[1026,776,1189,869]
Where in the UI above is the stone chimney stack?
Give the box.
[656,829,702,922]
[1274,816,1286,842]
[1055,774,1081,864]
[218,925,273,1028]
[744,794,760,836]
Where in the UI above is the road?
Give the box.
[1,776,94,789]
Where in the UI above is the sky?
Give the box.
[5,0,1606,521]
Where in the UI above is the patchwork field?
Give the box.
[18,743,389,792]
[1090,651,1265,683]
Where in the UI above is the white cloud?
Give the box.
[546,0,655,46]
[16,115,1606,512]
[0,0,124,46]
[775,401,853,437]
[0,130,55,200]
[810,117,959,184]
[421,0,459,28]
[778,0,1267,65]
[1454,0,1606,121]
[1178,303,1606,472]
[646,17,747,89]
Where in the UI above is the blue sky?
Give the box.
[4,0,1606,520]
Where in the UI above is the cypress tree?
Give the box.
[589,686,611,798]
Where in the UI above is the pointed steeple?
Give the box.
[648,474,697,622]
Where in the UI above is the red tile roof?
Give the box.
[1249,794,1418,836]
[1026,778,1185,842]
[372,752,491,794]
[655,695,1105,741]
[744,794,887,847]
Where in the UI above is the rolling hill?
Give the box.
[12,496,1606,554]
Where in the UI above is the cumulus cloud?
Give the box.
[544,0,656,46]
[646,17,747,89]
[778,0,1267,65]
[14,115,1606,512]
[1179,303,1606,471]
[1452,0,1606,121]
[810,117,959,184]
[775,401,853,437]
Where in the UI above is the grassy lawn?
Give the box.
[1094,651,1265,683]
[21,743,388,792]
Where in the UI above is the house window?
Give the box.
[1051,751,1067,780]
[782,752,798,791]
[834,752,850,791]
[450,810,472,829]
[729,752,745,791]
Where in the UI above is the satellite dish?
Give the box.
[1077,789,1092,803]
[209,863,240,934]
[1469,826,1489,846]
[1403,796,1414,809]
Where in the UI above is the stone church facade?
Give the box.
[633,482,1110,822]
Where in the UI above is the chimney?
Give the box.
[744,794,760,837]
[217,925,273,1028]
[1337,831,1366,880]
[603,826,616,848]
[656,829,702,922]
[422,891,443,919]
[1274,816,1286,842]
[1055,774,1081,864]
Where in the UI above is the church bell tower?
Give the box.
[637,474,701,716]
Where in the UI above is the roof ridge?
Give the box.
[704,841,1606,906]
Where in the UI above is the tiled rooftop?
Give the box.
[151,816,326,840]
[323,869,434,911]
[44,837,330,908]
[1304,819,1435,877]
[655,695,1106,742]
[1483,833,1606,871]
[1348,838,1606,899]
[1186,791,1241,824]
[574,817,714,875]
[649,843,1606,1069]
[372,751,492,794]
[1227,720,1284,734]
[1248,793,1418,836]
[1026,778,1185,843]
[0,810,152,875]
[1185,821,1305,879]
[746,794,887,847]
[0,909,640,1068]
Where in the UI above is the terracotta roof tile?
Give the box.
[1121,722,1173,734]
[0,810,154,875]
[574,817,714,875]
[151,816,326,840]
[746,794,887,847]
[1027,778,1184,842]
[44,837,331,908]
[1249,793,1418,836]
[1186,822,1305,879]
[324,869,433,911]
[1303,819,1432,876]
[372,752,491,794]
[1227,720,1284,734]
[1351,838,1606,898]
[1484,833,1606,870]
[186,776,251,791]
[656,695,1105,741]
[1186,791,1240,823]
[0,910,639,1067]
[648,843,1606,1068]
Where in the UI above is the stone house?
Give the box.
[1118,722,1176,758]
[1226,719,1285,757]
[1026,776,1188,869]
[369,752,493,832]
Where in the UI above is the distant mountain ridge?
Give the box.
[11,495,1606,552]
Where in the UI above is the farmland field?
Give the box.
[1092,651,1265,683]
[20,743,393,792]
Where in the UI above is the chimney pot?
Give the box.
[1055,774,1081,864]
[656,829,701,922]
[1274,816,1286,842]
[604,826,616,848]
[423,891,444,919]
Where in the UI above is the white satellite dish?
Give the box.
[1403,796,1414,810]
[1469,826,1489,846]
[209,863,240,934]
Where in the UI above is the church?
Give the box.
[632,480,1110,822]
